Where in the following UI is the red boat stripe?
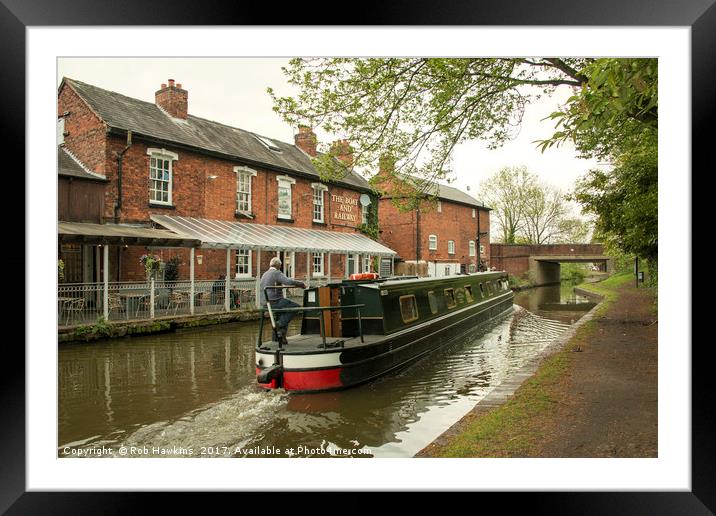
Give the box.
[283,368,343,391]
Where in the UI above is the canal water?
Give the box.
[59,282,594,458]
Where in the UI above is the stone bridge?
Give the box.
[490,243,613,285]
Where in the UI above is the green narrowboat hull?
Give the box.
[256,272,514,393]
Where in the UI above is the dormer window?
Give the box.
[255,134,282,152]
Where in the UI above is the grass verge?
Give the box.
[433,274,631,457]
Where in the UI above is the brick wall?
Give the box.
[490,243,605,277]
[58,83,109,177]
[379,197,490,275]
[59,83,379,282]
[110,147,370,280]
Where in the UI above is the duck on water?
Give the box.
[256,271,514,393]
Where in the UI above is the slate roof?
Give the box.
[62,78,371,192]
[58,146,107,181]
[392,173,490,210]
[434,182,490,209]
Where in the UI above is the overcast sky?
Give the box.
[58,57,600,200]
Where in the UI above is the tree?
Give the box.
[522,181,568,244]
[271,58,655,181]
[555,216,593,244]
[572,134,657,262]
[271,57,656,262]
[537,59,657,159]
[481,166,591,245]
[479,166,534,244]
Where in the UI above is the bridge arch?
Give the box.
[490,244,613,286]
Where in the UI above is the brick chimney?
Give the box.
[330,139,354,168]
[155,79,188,119]
[374,153,397,195]
[294,125,317,157]
[378,153,396,177]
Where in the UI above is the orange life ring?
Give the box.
[349,272,379,281]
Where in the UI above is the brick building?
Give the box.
[376,168,491,277]
[57,78,395,286]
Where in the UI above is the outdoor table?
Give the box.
[118,291,150,318]
[231,288,253,308]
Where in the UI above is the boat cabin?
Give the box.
[300,271,511,338]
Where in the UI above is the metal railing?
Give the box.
[258,285,365,350]
[57,275,345,328]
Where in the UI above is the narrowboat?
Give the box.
[255,271,514,393]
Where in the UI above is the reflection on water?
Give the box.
[59,283,592,458]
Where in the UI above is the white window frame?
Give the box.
[480,244,486,255]
[312,252,324,276]
[147,148,178,206]
[235,166,257,214]
[311,183,328,223]
[276,175,296,220]
[361,203,369,224]
[235,249,252,278]
[428,234,438,251]
[469,240,476,257]
[362,255,371,273]
[437,200,442,213]
[472,208,476,218]
[448,240,455,255]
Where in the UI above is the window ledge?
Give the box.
[312,221,327,226]
[276,217,294,223]
[149,202,176,210]
[235,211,255,220]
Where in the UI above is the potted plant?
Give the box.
[139,253,162,282]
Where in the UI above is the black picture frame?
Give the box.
[5,1,706,512]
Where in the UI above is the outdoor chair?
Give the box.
[63,297,86,326]
[167,291,189,315]
[107,293,125,319]
[134,294,152,318]
[196,291,212,311]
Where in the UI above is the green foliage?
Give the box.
[271,57,656,265]
[572,134,657,262]
[537,58,657,160]
[58,259,65,282]
[140,254,162,277]
[73,317,113,340]
[560,262,586,284]
[164,256,181,282]
[481,166,591,244]
[270,58,592,196]
[356,194,380,240]
[481,166,533,244]
[357,222,379,240]
[310,152,352,183]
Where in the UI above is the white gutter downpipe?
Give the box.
[190,247,195,315]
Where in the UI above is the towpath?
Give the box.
[417,275,658,457]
